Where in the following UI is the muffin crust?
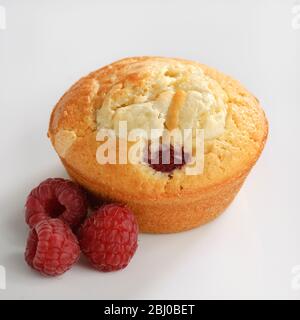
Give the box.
[49,57,268,233]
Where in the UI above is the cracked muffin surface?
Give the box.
[49,57,268,233]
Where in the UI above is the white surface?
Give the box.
[0,0,299,300]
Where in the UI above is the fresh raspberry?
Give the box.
[25,219,80,276]
[78,204,139,272]
[25,178,88,230]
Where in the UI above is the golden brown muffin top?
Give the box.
[49,57,268,199]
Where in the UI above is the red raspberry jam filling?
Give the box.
[146,144,189,173]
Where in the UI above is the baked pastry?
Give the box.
[48,57,268,233]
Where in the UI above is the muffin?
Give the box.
[48,57,268,233]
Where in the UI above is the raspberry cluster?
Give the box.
[24,178,139,276]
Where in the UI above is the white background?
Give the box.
[0,0,299,300]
